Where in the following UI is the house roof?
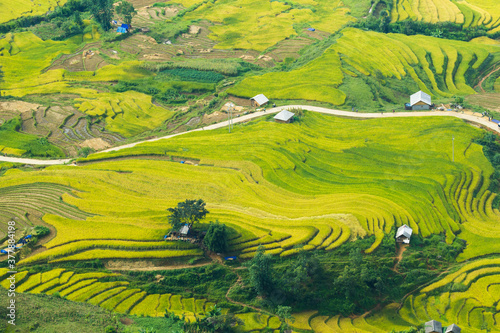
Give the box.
[116,27,127,33]
[396,224,413,239]
[410,91,432,106]
[445,324,461,333]
[251,94,269,105]
[274,110,295,122]
[179,224,190,235]
[121,24,129,29]
[424,320,442,333]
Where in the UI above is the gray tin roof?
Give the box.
[410,91,432,106]
[424,320,442,333]
[274,110,295,122]
[251,94,269,105]
[396,224,413,239]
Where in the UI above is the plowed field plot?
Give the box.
[466,93,500,112]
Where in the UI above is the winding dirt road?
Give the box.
[1,105,498,165]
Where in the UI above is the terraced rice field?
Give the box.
[0,183,92,239]
[391,0,500,31]
[0,0,67,24]
[0,32,172,139]
[176,0,358,51]
[230,28,500,104]
[3,112,498,263]
[0,268,279,331]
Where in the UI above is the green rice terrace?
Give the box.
[1,0,500,332]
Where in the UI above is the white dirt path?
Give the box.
[1,105,498,165]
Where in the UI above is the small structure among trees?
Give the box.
[274,110,295,123]
[167,199,209,231]
[396,224,413,244]
[250,94,269,107]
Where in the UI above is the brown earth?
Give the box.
[79,138,111,150]
[467,93,500,113]
[0,101,41,113]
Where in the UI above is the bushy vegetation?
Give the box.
[356,18,500,41]
[159,68,225,83]
[203,222,229,253]
[0,117,64,157]
[140,59,254,76]
[237,233,463,316]
[149,20,191,43]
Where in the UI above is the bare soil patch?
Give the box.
[202,111,227,125]
[0,101,41,114]
[105,258,211,271]
[265,36,312,62]
[467,93,500,112]
[79,138,111,150]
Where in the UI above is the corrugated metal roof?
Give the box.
[424,320,442,333]
[274,110,295,122]
[410,91,432,106]
[179,224,190,235]
[445,324,461,333]
[251,94,269,105]
[396,224,413,239]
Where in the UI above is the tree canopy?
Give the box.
[115,1,137,26]
[88,0,113,31]
[167,199,209,231]
[203,221,228,253]
[248,246,274,297]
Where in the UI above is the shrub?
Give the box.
[32,226,50,237]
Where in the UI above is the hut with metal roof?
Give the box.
[396,224,413,244]
[445,324,461,333]
[409,91,432,110]
[250,94,269,107]
[424,320,442,333]
[274,110,295,123]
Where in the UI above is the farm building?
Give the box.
[274,110,295,123]
[407,91,432,110]
[179,224,190,236]
[250,94,269,107]
[445,324,461,333]
[425,320,442,333]
[396,224,413,243]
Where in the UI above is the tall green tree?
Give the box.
[167,199,209,230]
[88,0,113,31]
[248,246,274,296]
[115,1,137,26]
[276,305,294,333]
[203,221,228,253]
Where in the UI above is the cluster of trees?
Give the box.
[0,0,137,34]
[167,199,229,253]
[243,230,464,316]
[355,15,500,41]
[475,132,500,205]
